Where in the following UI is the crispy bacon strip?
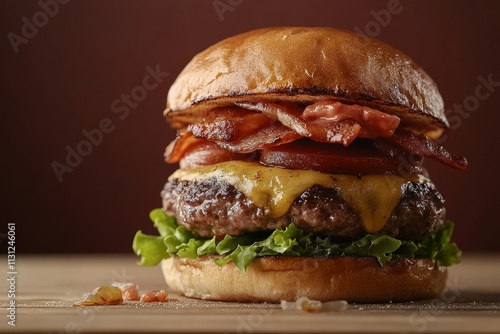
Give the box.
[178,140,250,168]
[187,107,300,153]
[377,129,468,171]
[165,107,300,163]
[164,130,206,163]
[237,102,362,146]
[166,101,467,172]
[303,100,400,138]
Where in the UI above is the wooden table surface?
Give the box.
[1,253,499,333]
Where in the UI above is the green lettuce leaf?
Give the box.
[132,209,461,271]
[132,231,169,266]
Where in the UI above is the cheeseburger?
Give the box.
[133,27,467,303]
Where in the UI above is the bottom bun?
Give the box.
[161,255,447,303]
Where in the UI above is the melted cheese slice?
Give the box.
[169,161,427,233]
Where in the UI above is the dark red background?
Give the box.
[1,0,499,253]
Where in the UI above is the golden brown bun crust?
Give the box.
[161,255,447,303]
[166,27,447,139]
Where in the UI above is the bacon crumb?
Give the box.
[111,282,140,301]
[140,289,168,303]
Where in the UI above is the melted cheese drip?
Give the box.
[169,161,426,233]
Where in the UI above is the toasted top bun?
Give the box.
[166,27,447,139]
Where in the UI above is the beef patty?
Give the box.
[161,177,445,241]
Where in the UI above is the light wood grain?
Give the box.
[1,253,499,333]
